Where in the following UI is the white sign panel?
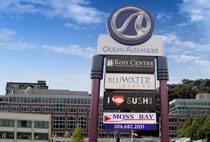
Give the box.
[103,112,156,130]
[97,34,163,56]
[104,73,155,90]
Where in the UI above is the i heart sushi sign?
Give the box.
[103,91,156,110]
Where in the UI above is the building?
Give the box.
[0,112,51,142]
[168,94,210,138]
[0,81,131,141]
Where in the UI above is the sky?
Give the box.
[0,0,210,95]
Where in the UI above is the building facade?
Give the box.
[0,81,130,141]
[168,94,210,138]
[0,112,51,142]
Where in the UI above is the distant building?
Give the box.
[0,81,130,141]
[0,112,51,142]
[168,94,210,138]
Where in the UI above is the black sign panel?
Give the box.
[106,56,155,73]
[103,91,156,110]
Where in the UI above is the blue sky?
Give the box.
[0,0,210,95]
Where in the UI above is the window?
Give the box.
[53,132,64,137]
[67,116,76,129]
[0,132,14,139]
[53,104,66,112]
[42,107,52,112]
[17,120,32,128]
[10,106,19,112]
[120,133,130,138]
[68,107,76,113]
[34,133,48,140]
[0,102,8,111]
[78,107,87,113]
[99,133,108,138]
[32,106,41,112]
[99,116,103,129]
[179,118,186,123]
[78,116,87,129]
[0,119,14,127]
[169,126,177,131]
[169,118,177,123]
[53,115,65,129]
[21,106,30,112]
[190,109,198,115]
[17,132,31,140]
[34,121,49,128]
[200,110,208,115]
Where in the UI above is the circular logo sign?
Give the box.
[107,5,154,45]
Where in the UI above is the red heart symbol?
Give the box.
[112,95,125,106]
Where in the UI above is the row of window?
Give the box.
[9,97,97,105]
[10,106,88,113]
[53,115,87,129]
[0,119,48,128]
[169,109,209,115]
[0,132,48,140]
[174,101,210,107]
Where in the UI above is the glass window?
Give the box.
[78,107,87,113]
[179,118,186,123]
[68,107,76,113]
[169,126,177,130]
[32,106,41,112]
[21,106,30,112]
[17,132,31,140]
[67,116,76,129]
[34,133,48,140]
[42,107,52,112]
[99,133,108,138]
[200,110,209,115]
[99,116,103,129]
[0,132,14,139]
[17,120,32,128]
[190,109,198,115]
[53,115,65,129]
[0,119,14,127]
[53,104,66,112]
[120,133,130,138]
[34,121,49,128]
[10,106,19,112]
[78,116,87,129]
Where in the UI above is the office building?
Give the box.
[168,94,210,138]
[0,81,130,141]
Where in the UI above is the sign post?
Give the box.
[89,55,104,142]
[157,56,169,142]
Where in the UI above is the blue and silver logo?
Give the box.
[107,6,154,45]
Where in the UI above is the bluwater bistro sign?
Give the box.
[103,112,156,130]
[103,91,156,110]
[106,55,155,73]
[104,73,155,90]
[97,35,163,56]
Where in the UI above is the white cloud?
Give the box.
[160,32,210,53]
[169,54,200,63]
[64,23,87,30]
[0,28,96,58]
[157,12,173,21]
[0,0,107,24]
[43,44,96,58]
[0,28,16,41]
[179,0,210,40]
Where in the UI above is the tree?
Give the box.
[70,123,84,142]
[178,116,210,141]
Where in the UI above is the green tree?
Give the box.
[70,123,84,142]
[201,116,210,141]
[178,118,192,138]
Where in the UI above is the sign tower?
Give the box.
[89,5,169,142]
